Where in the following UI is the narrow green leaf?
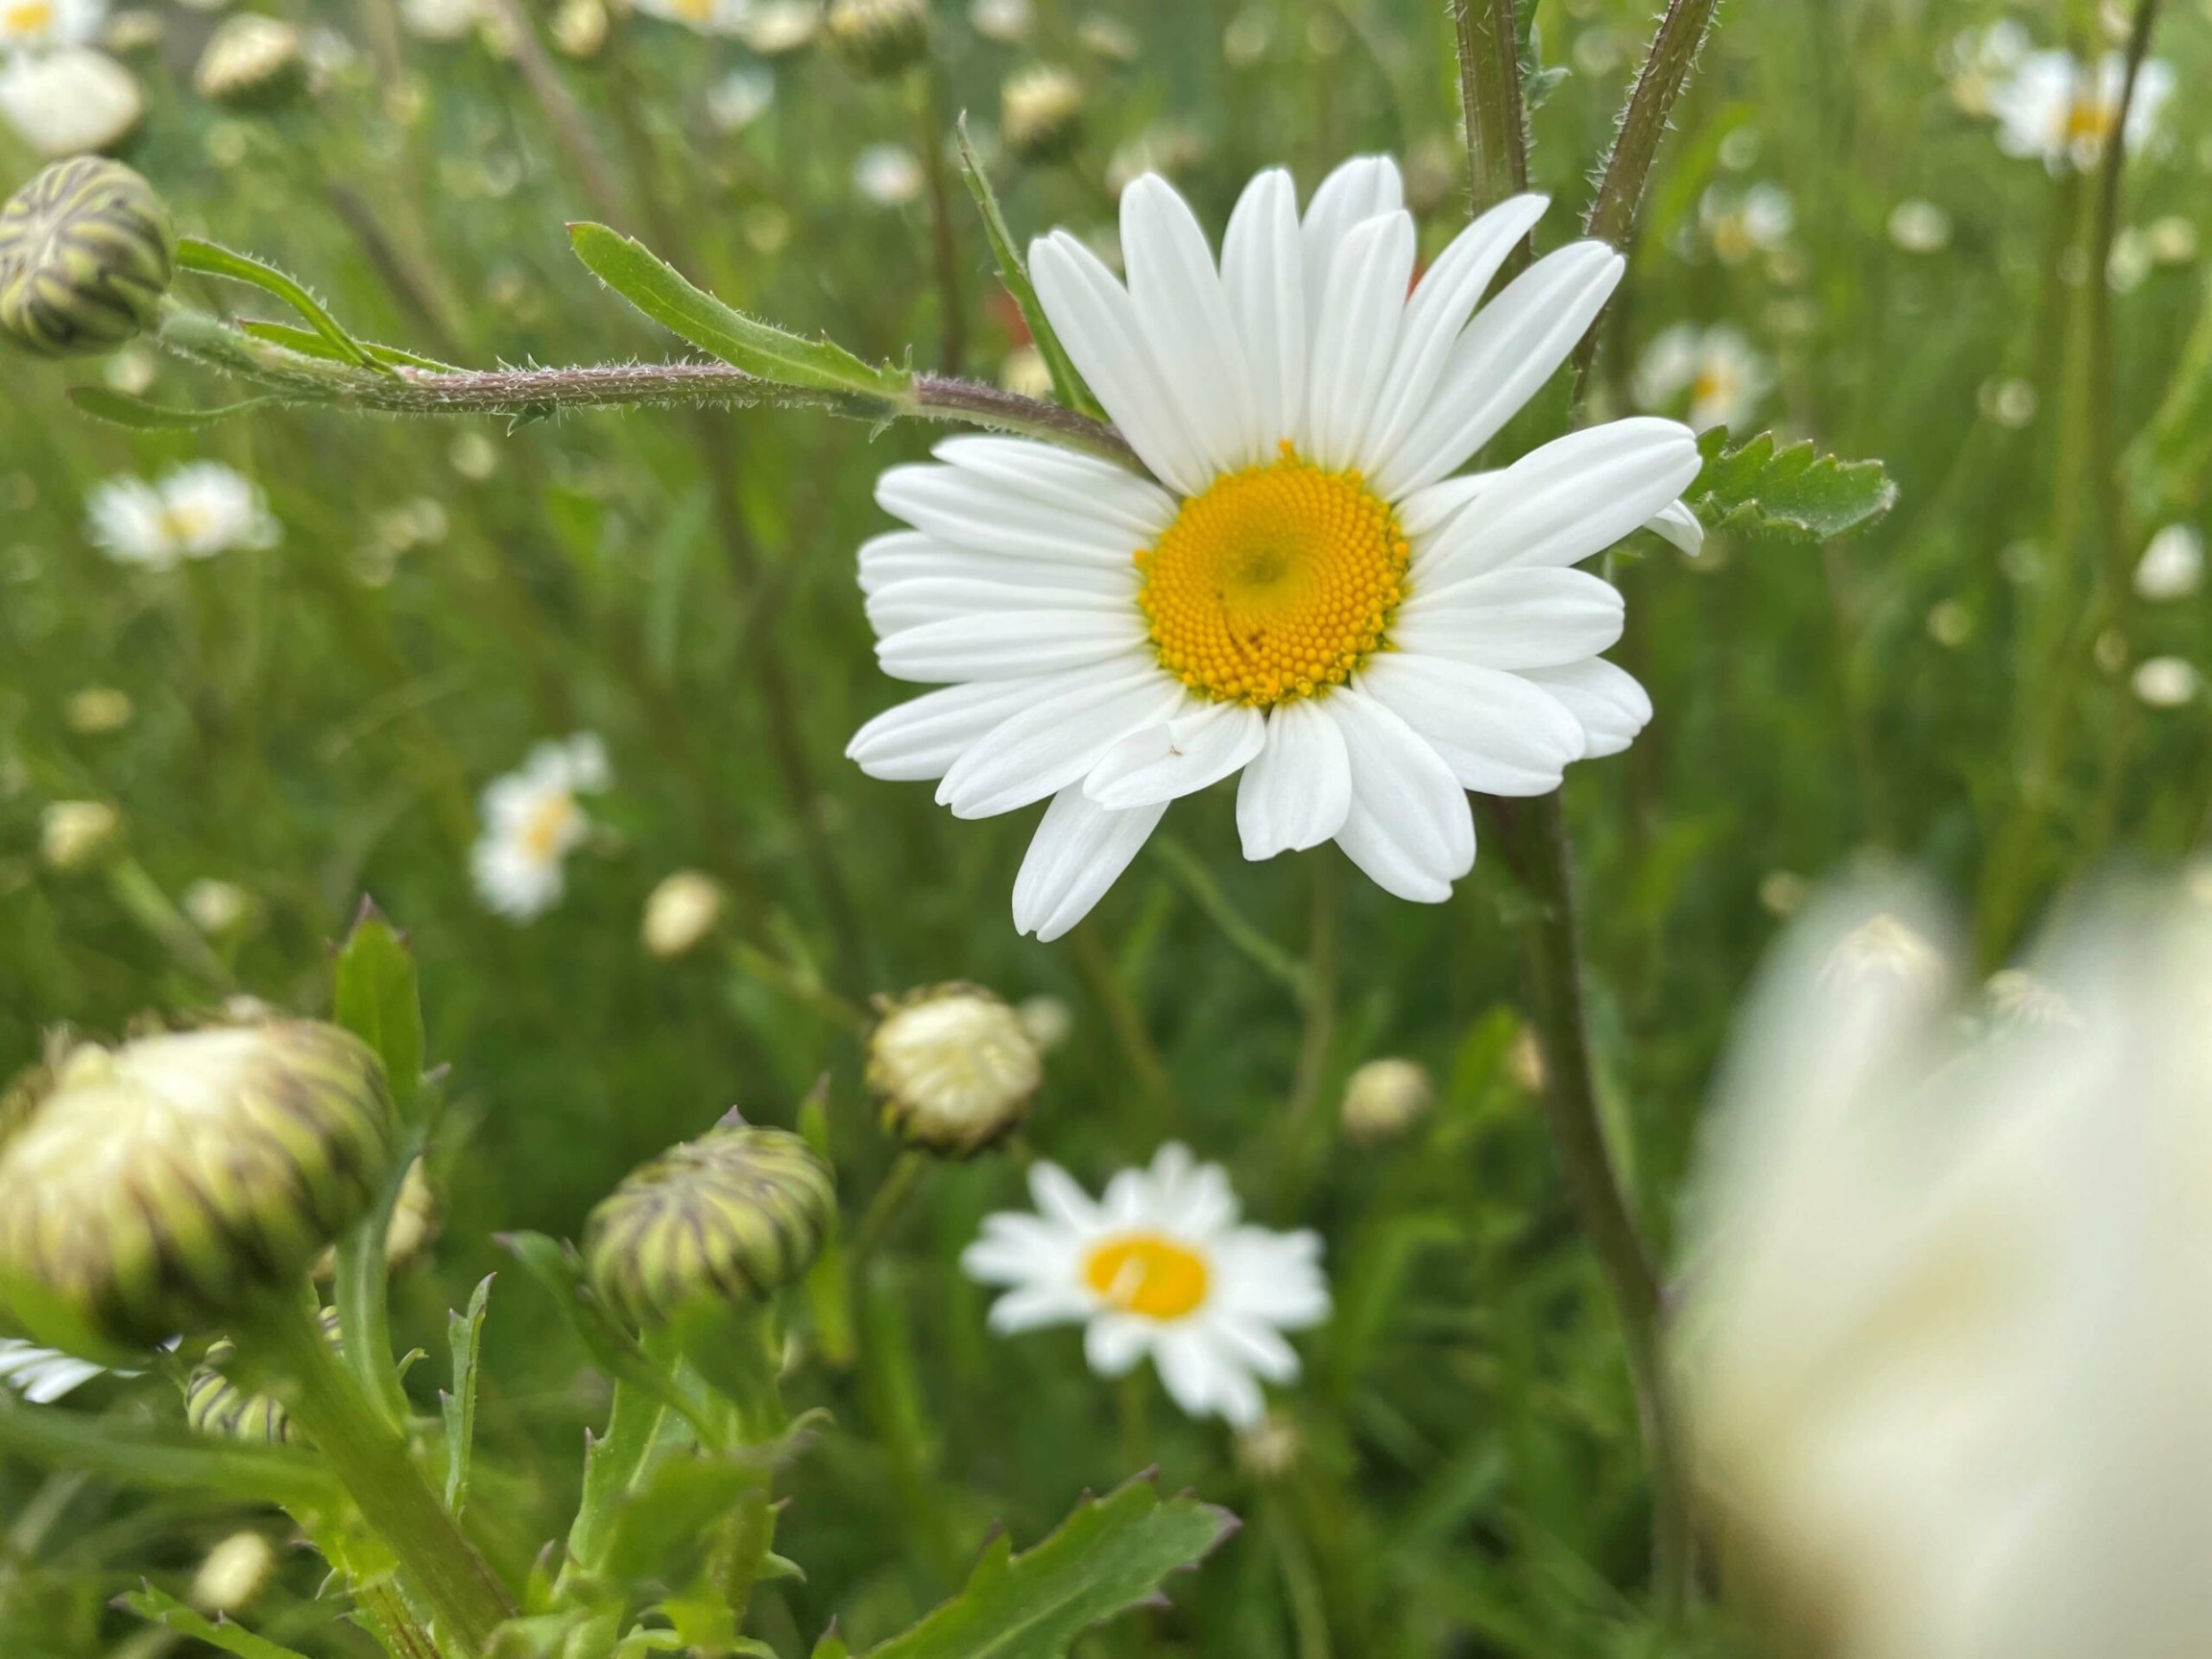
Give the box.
[333,896,425,1118]
[952,116,1099,420]
[1687,427,1897,543]
[859,1475,1238,1659]
[68,387,281,430]
[568,222,906,399]
[176,237,383,371]
[237,319,461,372]
[443,1274,493,1515]
[0,1394,344,1511]
[811,1625,852,1659]
[116,1586,312,1659]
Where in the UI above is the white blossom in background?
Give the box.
[2133,523,2202,602]
[2131,657,2198,709]
[854,142,924,206]
[85,463,279,570]
[969,0,1029,42]
[469,733,611,922]
[0,0,103,54]
[706,64,774,133]
[1676,888,2212,1659]
[1697,181,1792,266]
[1986,47,2173,174]
[849,159,1700,937]
[1886,199,1952,254]
[0,45,138,156]
[0,1338,107,1404]
[1635,322,1772,435]
[630,0,752,34]
[397,0,486,41]
[1941,18,2031,116]
[962,1142,1329,1427]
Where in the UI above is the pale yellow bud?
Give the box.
[1339,1057,1433,1145]
[63,686,132,734]
[191,1530,278,1615]
[869,984,1041,1157]
[641,869,725,959]
[39,800,118,872]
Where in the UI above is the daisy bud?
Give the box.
[193,14,307,110]
[0,1023,396,1353]
[1235,1410,1304,1479]
[185,1309,342,1445]
[38,800,119,872]
[868,984,1042,1158]
[1014,994,1072,1054]
[0,157,175,360]
[825,0,930,79]
[182,878,255,938]
[63,686,133,735]
[583,1119,835,1329]
[1000,64,1085,164]
[551,0,608,58]
[1338,1057,1433,1145]
[191,1530,278,1617]
[640,869,726,959]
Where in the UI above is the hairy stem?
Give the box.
[1452,0,1528,218]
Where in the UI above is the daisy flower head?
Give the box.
[1987,47,2173,174]
[1941,18,2031,117]
[630,0,752,35]
[0,0,103,56]
[962,1142,1328,1427]
[85,462,280,570]
[1635,322,1772,436]
[0,43,136,156]
[469,733,611,923]
[0,1337,107,1403]
[848,158,1702,939]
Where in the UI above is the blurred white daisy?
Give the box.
[0,1337,107,1404]
[0,0,103,54]
[1941,19,2030,117]
[0,45,138,156]
[1987,47,2173,174]
[397,0,486,42]
[631,0,751,35]
[706,64,774,133]
[2134,522,2202,602]
[2132,656,2198,709]
[962,1142,1328,1427]
[850,159,1700,938]
[469,733,611,922]
[1635,322,1772,435]
[1697,181,1792,266]
[969,0,1029,43]
[854,142,924,206]
[85,462,279,570]
[1886,199,1952,254]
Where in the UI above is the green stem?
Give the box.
[332,1130,427,1431]
[845,1151,930,1268]
[250,1298,515,1656]
[104,857,236,997]
[1071,926,1179,1136]
[1451,0,1528,217]
[911,64,969,375]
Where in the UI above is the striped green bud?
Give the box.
[868,983,1041,1158]
[184,1310,342,1445]
[0,1023,397,1354]
[583,1118,834,1328]
[0,157,175,360]
[825,0,930,79]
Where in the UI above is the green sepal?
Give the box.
[1687,427,1896,543]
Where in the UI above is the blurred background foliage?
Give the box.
[1,0,2207,1652]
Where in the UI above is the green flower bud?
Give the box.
[825,0,930,79]
[0,1023,397,1354]
[184,1309,342,1445]
[583,1118,834,1328]
[1000,65,1085,165]
[868,983,1041,1157]
[0,158,175,360]
[193,14,307,110]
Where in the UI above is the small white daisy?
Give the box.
[0,1337,107,1404]
[962,1142,1328,1428]
[707,64,775,134]
[1941,19,2031,117]
[1635,322,1772,435]
[854,142,924,206]
[849,159,1701,938]
[0,44,138,157]
[630,0,752,35]
[0,0,103,55]
[1987,47,2173,175]
[1697,180,1792,266]
[84,462,280,571]
[469,733,611,922]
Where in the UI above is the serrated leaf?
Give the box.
[68,387,283,429]
[444,1274,493,1515]
[568,223,905,400]
[858,1475,1238,1659]
[601,1451,767,1582]
[1687,427,1896,543]
[116,1586,312,1659]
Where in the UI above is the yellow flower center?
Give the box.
[2062,95,2116,146]
[519,791,578,862]
[1137,445,1408,707]
[3,0,53,36]
[673,0,713,18]
[1083,1233,1212,1321]
[157,504,214,546]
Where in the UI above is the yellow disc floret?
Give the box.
[1138,444,1409,706]
[1084,1233,1212,1321]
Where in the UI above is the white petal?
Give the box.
[1031,231,1213,495]
[1357,654,1585,795]
[1235,698,1352,859]
[962,1212,1078,1284]
[847,678,1060,781]
[1157,1327,1263,1427]
[1298,156,1403,328]
[985,1284,1094,1333]
[1645,498,1705,556]
[1220,168,1306,445]
[858,533,1139,602]
[1373,241,1625,499]
[939,669,1184,818]
[1393,567,1625,670]
[1208,1313,1303,1383]
[1358,194,1549,475]
[1412,419,1702,586]
[1120,175,1262,470]
[1521,658,1652,757]
[878,612,1150,683]
[931,435,1177,540]
[866,576,1127,637]
[1085,1311,1156,1377]
[1012,786,1169,941]
[1083,700,1267,809]
[1394,471,1498,540]
[1028,1161,1101,1231]
[1299,211,1416,470]
[877,464,1149,566]
[1324,688,1476,903]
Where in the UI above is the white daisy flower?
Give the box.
[1987,47,2173,175]
[630,0,752,35]
[469,733,611,922]
[848,159,1701,939]
[1941,18,2031,117]
[84,462,280,571]
[961,1142,1328,1428]
[1634,322,1772,436]
[0,44,138,157]
[1697,180,1792,266]
[0,1337,108,1404]
[0,0,103,55]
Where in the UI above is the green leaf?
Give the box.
[568,223,906,400]
[601,1452,767,1582]
[68,387,283,430]
[811,1626,852,1659]
[115,1586,312,1659]
[176,237,385,372]
[951,116,1099,420]
[857,1475,1238,1659]
[0,1394,344,1512]
[237,319,461,372]
[1686,428,1897,543]
[333,896,425,1117]
[443,1274,493,1515]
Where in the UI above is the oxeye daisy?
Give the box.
[0,0,103,56]
[0,1336,108,1403]
[469,733,611,923]
[962,1143,1328,1428]
[84,462,279,571]
[847,158,1702,938]
[1987,46,2172,175]
[629,0,753,35]
[1634,323,1772,436]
